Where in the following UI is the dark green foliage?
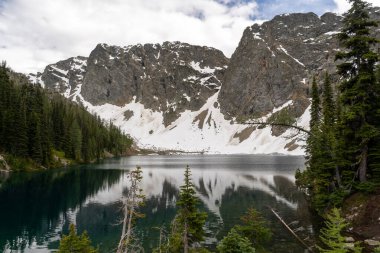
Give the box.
[0,64,132,168]
[160,166,207,253]
[297,0,380,213]
[176,166,207,243]
[317,208,361,253]
[217,228,255,253]
[310,76,321,131]
[234,208,272,247]
[58,224,98,253]
[335,0,379,185]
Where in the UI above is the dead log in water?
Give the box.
[268,207,314,252]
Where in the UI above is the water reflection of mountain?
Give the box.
[0,168,124,251]
[218,176,314,252]
[0,156,313,253]
[74,179,180,252]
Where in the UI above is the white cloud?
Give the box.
[334,0,380,13]
[1,0,380,74]
[0,0,259,73]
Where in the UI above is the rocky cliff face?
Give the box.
[219,8,380,119]
[35,42,228,126]
[29,8,380,154]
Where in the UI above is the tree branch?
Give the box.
[240,121,311,135]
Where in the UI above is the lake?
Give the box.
[0,155,315,252]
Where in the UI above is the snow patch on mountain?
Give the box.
[82,91,308,155]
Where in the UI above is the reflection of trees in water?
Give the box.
[270,176,300,202]
[76,202,121,252]
[72,179,180,253]
[218,185,314,253]
[270,175,315,240]
[196,178,209,198]
[0,168,316,253]
[0,168,124,251]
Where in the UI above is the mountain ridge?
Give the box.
[28,7,380,154]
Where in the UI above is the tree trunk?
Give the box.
[335,165,342,188]
[358,145,368,182]
[125,187,136,253]
[117,199,128,253]
[183,221,189,253]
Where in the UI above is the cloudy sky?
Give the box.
[0,0,379,73]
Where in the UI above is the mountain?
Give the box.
[29,8,380,155]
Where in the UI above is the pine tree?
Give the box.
[322,73,335,129]
[177,166,207,253]
[117,166,145,253]
[58,224,98,253]
[69,120,82,161]
[335,0,379,184]
[165,166,207,253]
[310,76,321,131]
[297,76,330,210]
[306,76,322,172]
[28,112,43,164]
[317,208,361,253]
[234,208,272,247]
[217,228,255,253]
[12,97,28,157]
[0,65,132,169]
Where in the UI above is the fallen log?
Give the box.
[268,207,314,252]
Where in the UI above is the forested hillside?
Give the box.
[0,63,132,170]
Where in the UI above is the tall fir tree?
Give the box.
[298,0,380,213]
[166,166,207,253]
[335,0,380,185]
[177,166,207,253]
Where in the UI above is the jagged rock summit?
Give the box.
[29,8,380,154]
[33,42,228,126]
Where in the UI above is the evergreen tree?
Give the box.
[298,0,380,213]
[297,76,330,211]
[12,97,28,157]
[322,73,335,128]
[306,76,322,173]
[217,228,255,253]
[176,166,207,253]
[28,112,43,163]
[317,208,361,253]
[163,166,207,253]
[69,120,82,161]
[234,208,272,247]
[0,64,132,169]
[310,76,321,131]
[335,0,380,184]
[117,166,145,253]
[58,224,98,253]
